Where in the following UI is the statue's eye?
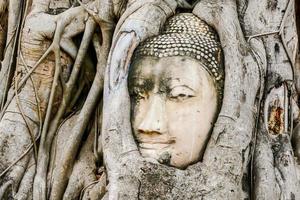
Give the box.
[168,86,195,101]
[136,92,147,100]
[169,93,194,101]
[130,89,147,101]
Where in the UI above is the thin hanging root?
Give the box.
[0,5,88,120]
[0,64,41,180]
[76,0,103,25]
[67,76,86,111]
[80,169,107,199]
[50,67,104,200]
[14,52,43,163]
[92,35,103,162]
[2,0,31,111]
[32,23,65,200]
[14,75,37,161]
[50,26,113,200]
[0,51,43,180]
[60,38,78,59]
[0,5,87,198]
[0,39,57,121]
[0,0,23,110]
[0,132,41,179]
[93,101,102,162]
[79,180,100,199]
[48,110,78,190]
[33,18,96,200]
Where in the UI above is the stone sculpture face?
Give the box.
[129,56,218,168]
[128,13,224,169]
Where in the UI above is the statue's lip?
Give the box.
[137,137,175,150]
[138,142,171,150]
[136,136,176,144]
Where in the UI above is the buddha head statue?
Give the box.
[128,13,224,169]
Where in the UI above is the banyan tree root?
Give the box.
[0,10,70,200]
[254,80,300,199]
[33,15,96,200]
[0,3,92,119]
[245,0,300,198]
[0,2,93,199]
[46,1,125,199]
[62,118,105,200]
[101,1,178,198]
[0,0,297,199]
[2,0,120,199]
[101,0,266,199]
[49,25,113,200]
[0,0,23,109]
[46,112,106,200]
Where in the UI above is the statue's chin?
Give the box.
[139,147,171,164]
[140,147,199,169]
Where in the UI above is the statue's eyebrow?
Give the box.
[130,77,155,92]
[170,85,196,92]
[165,78,197,92]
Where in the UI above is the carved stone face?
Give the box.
[129,56,218,169]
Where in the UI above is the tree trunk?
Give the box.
[0,0,299,199]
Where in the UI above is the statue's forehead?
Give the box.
[131,56,199,76]
[129,56,209,90]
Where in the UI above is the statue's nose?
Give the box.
[138,95,168,135]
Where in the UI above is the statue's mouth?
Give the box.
[135,134,175,150]
[138,142,171,150]
[136,136,175,146]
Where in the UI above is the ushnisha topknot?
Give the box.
[133,13,224,103]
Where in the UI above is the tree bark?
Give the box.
[0,0,299,199]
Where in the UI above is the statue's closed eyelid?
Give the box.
[168,85,196,101]
[169,85,196,94]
